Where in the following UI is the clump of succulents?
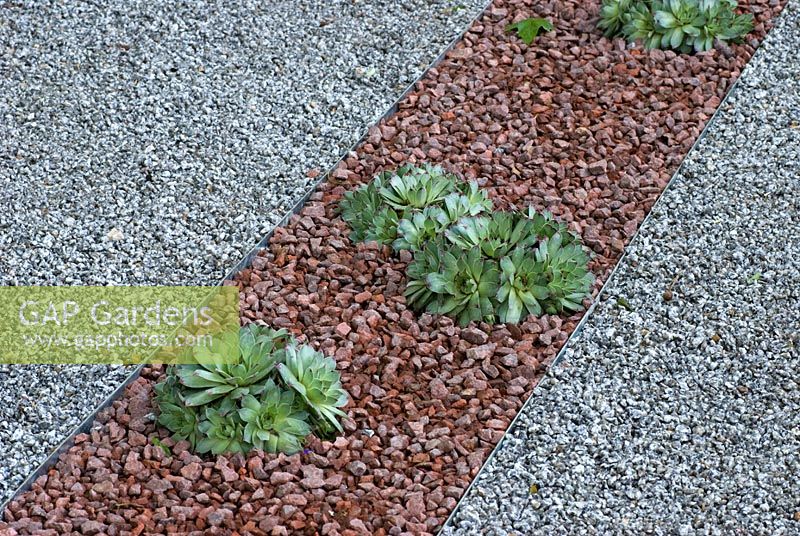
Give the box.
[405,214,593,326]
[598,0,753,52]
[338,164,490,252]
[339,164,595,327]
[154,325,349,456]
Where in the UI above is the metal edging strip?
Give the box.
[0,0,494,513]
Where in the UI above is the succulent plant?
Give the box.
[434,183,492,225]
[277,343,348,434]
[364,206,400,246]
[623,1,664,48]
[338,179,384,243]
[693,2,752,51]
[456,181,493,210]
[651,0,704,50]
[445,216,494,256]
[425,245,500,326]
[722,10,753,40]
[390,181,491,253]
[524,207,577,243]
[496,247,550,324]
[176,324,290,407]
[238,380,311,454]
[154,372,201,448]
[598,0,636,37]
[535,234,594,314]
[602,0,753,52]
[697,0,736,11]
[405,238,448,313]
[445,213,539,259]
[393,208,448,252]
[339,166,484,249]
[196,405,250,455]
[378,164,458,211]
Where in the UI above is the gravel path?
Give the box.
[0,0,485,286]
[0,0,486,505]
[443,3,800,534]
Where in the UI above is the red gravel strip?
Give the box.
[1,0,786,534]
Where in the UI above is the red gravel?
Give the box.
[1,0,786,534]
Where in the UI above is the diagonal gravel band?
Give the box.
[0,0,487,504]
[442,2,800,533]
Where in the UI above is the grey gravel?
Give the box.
[0,0,485,286]
[443,3,800,534]
[0,0,487,505]
[0,365,132,502]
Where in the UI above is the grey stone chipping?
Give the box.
[0,0,487,504]
[443,2,800,534]
[0,365,132,503]
[0,0,486,286]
